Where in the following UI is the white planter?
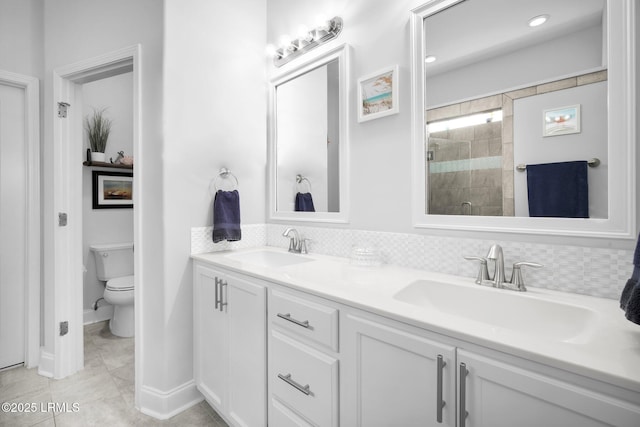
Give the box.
[90,152,106,163]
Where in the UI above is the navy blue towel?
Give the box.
[212,190,241,243]
[295,192,315,212]
[620,233,640,325]
[527,161,589,218]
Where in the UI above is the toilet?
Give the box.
[90,242,134,338]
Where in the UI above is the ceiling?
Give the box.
[424,0,605,76]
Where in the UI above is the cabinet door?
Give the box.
[342,314,456,427]
[193,264,227,411]
[458,349,640,427]
[226,275,267,427]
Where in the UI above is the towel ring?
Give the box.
[516,158,600,172]
[296,174,312,193]
[210,168,239,194]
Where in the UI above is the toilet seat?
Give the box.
[106,275,134,292]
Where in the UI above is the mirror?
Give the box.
[410,0,636,238]
[269,44,350,223]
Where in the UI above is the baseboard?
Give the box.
[37,349,54,378]
[138,380,203,420]
[83,305,113,325]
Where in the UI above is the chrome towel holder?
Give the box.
[296,174,312,192]
[210,167,239,194]
[516,158,600,172]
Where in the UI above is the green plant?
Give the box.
[85,108,113,153]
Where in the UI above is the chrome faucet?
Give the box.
[486,244,506,288]
[465,244,543,291]
[282,228,308,254]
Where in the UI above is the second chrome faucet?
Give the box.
[282,228,309,254]
[465,244,542,291]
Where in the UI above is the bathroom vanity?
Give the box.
[193,247,640,427]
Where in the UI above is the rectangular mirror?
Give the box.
[410,0,636,238]
[268,44,350,223]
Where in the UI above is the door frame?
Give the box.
[44,45,141,383]
[0,70,40,368]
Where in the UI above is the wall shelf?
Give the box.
[82,161,133,170]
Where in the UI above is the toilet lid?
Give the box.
[106,275,134,291]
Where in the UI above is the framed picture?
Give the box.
[543,104,581,137]
[357,65,399,122]
[92,171,133,209]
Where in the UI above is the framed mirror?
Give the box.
[410,0,636,238]
[268,44,350,223]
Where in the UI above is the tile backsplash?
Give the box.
[191,223,633,300]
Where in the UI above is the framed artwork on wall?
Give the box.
[92,171,133,209]
[543,104,581,137]
[357,65,399,122]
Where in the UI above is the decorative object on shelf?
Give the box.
[85,107,113,162]
[83,149,132,169]
[267,16,343,67]
[92,171,133,209]
[543,104,581,136]
[357,65,399,122]
[111,151,134,166]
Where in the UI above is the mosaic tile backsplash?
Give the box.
[192,224,634,300]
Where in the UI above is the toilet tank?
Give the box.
[90,242,134,281]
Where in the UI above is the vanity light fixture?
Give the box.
[269,16,343,67]
[528,14,549,27]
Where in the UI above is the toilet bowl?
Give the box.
[103,275,134,337]
[90,243,134,338]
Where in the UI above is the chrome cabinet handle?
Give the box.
[277,373,310,395]
[459,363,468,427]
[436,354,446,423]
[214,277,220,310]
[219,280,228,312]
[276,313,310,329]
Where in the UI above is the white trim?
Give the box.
[0,70,40,369]
[410,0,637,240]
[37,349,54,379]
[47,45,141,383]
[268,44,351,224]
[82,306,114,325]
[138,381,204,420]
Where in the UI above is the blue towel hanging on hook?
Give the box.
[212,190,241,243]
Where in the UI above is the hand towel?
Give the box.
[620,233,640,325]
[212,190,241,243]
[526,161,589,218]
[295,192,315,212]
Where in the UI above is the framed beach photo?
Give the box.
[543,104,581,137]
[357,65,399,122]
[92,171,133,209]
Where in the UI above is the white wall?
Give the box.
[162,0,267,394]
[82,73,134,316]
[513,82,608,218]
[0,0,43,78]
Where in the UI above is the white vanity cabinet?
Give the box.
[193,261,267,427]
[457,349,640,427]
[341,312,456,427]
[267,288,340,427]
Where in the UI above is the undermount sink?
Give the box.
[225,250,314,268]
[393,279,597,341]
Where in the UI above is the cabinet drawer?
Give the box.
[270,330,339,427]
[271,289,339,351]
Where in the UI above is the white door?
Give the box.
[0,82,27,369]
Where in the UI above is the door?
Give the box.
[193,264,227,409]
[342,313,456,427]
[0,82,27,369]
[458,349,640,427]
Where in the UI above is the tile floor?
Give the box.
[0,321,228,426]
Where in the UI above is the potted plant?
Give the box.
[85,107,112,162]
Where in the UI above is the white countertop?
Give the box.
[192,246,640,394]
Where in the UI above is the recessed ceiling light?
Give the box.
[528,14,549,27]
[425,55,437,63]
